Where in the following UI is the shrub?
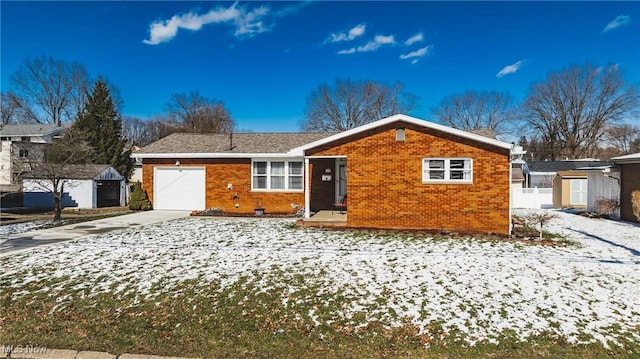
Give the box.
[523,210,558,240]
[595,197,620,217]
[632,190,640,222]
[129,181,152,211]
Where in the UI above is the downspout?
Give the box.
[304,157,310,219]
[509,161,513,236]
[509,145,515,236]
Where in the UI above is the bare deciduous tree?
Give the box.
[165,91,234,133]
[18,127,94,220]
[606,123,640,155]
[122,116,154,147]
[431,91,518,136]
[301,79,418,132]
[9,56,90,125]
[522,63,639,160]
[1,91,38,124]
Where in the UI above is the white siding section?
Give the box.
[587,172,621,218]
[0,141,11,185]
[23,179,95,208]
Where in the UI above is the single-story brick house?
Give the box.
[610,152,640,222]
[133,114,522,235]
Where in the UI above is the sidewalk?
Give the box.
[0,210,190,256]
[1,346,196,359]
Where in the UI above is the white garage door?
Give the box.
[154,167,206,210]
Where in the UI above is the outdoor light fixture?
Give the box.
[175,160,181,166]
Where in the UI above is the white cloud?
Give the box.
[404,33,423,46]
[337,34,396,55]
[496,60,525,78]
[143,2,301,45]
[327,24,366,43]
[357,35,395,52]
[399,45,432,64]
[603,15,631,32]
[337,48,356,55]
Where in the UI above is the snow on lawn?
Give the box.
[2,209,639,347]
[0,219,61,236]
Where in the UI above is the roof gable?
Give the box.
[290,114,517,154]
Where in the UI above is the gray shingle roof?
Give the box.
[25,164,121,180]
[0,124,67,137]
[135,132,336,154]
[527,160,611,173]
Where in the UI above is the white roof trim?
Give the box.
[132,152,299,159]
[288,114,516,154]
[610,152,640,163]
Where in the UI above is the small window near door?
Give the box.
[288,162,303,190]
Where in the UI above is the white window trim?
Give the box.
[251,158,304,192]
[422,158,473,184]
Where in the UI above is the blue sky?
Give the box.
[2,1,639,132]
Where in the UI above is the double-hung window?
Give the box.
[252,160,303,191]
[422,158,472,183]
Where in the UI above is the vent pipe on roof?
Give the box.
[229,132,235,151]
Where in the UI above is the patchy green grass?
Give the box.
[2,214,639,358]
[2,275,638,358]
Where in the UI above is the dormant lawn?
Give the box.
[1,210,639,358]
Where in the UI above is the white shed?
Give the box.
[23,165,126,209]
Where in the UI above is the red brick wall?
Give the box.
[619,163,640,222]
[142,158,304,214]
[306,123,512,234]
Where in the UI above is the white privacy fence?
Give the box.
[512,187,553,209]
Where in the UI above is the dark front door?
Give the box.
[97,180,121,207]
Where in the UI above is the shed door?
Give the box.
[97,180,121,207]
[570,179,587,206]
[154,167,206,211]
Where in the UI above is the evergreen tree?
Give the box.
[129,181,152,211]
[74,77,133,178]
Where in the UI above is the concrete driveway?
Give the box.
[0,210,190,256]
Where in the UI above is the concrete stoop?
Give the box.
[1,347,196,359]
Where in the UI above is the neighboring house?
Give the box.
[0,124,67,192]
[610,153,640,222]
[133,114,522,235]
[23,165,126,209]
[524,160,609,188]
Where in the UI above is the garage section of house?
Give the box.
[153,167,206,210]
